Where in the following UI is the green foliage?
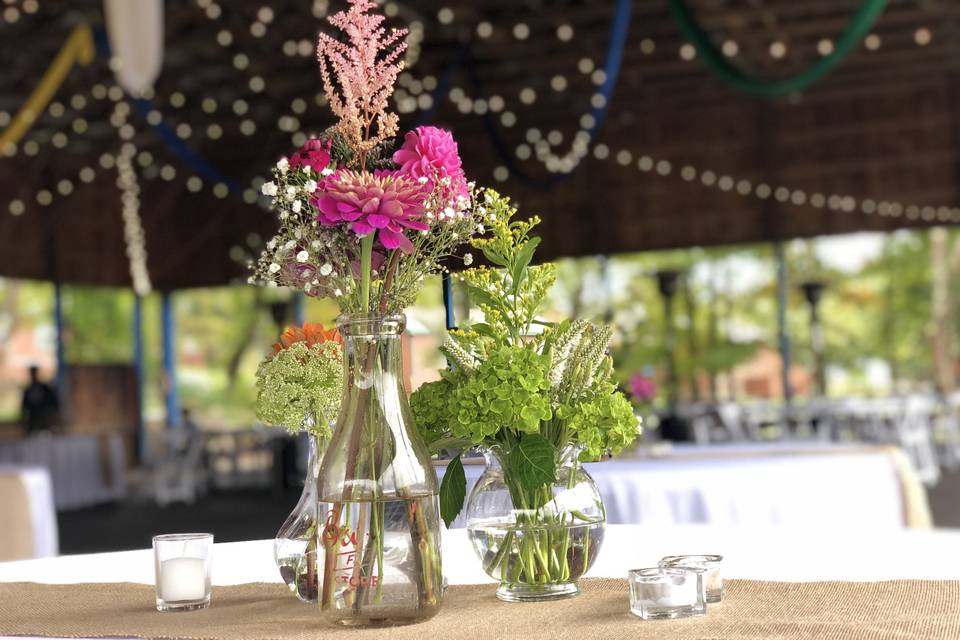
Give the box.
[508,433,557,494]
[446,345,552,444]
[254,341,342,439]
[439,454,466,528]
[410,377,455,444]
[557,386,640,460]
[461,189,557,343]
[413,189,638,522]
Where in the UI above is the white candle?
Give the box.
[637,581,694,608]
[159,557,207,602]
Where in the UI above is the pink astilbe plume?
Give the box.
[313,170,428,254]
[316,0,407,164]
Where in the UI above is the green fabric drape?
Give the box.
[668,0,889,97]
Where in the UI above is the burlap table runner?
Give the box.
[2,579,959,640]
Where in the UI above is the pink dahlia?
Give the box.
[289,138,332,173]
[393,126,469,202]
[313,170,428,254]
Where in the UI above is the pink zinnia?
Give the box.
[393,126,469,202]
[289,138,332,173]
[313,170,427,254]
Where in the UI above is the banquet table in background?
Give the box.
[438,442,931,529]
[0,434,126,510]
[0,464,57,560]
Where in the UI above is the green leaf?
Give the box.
[510,236,541,292]
[509,433,556,494]
[466,284,501,310]
[470,322,496,339]
[439,454,467,528]
[482,247,509,268]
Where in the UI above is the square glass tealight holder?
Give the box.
[628,567,706,620]
[153,533,213,612]
[659,554,724,603]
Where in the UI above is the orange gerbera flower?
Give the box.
[272,322,342,353]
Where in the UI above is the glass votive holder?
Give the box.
[659,554,724,603]
[153,533,213,612]
[628,567,706,620]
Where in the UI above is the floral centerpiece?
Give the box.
[249,0,480,624]
[255,323,342,604]
[411,190,640,601]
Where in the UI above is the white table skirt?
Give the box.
[0,434,126,510]
[0,464,58,558]
[440,442,924,529]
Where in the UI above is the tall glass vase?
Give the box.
[274,429,328,603]
[317,314,443,626]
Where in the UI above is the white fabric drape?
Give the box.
[103,0,164,96]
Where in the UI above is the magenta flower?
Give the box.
[629,373,657,403]
[313,170,428,254]
[393,126,469,202]
[289,138,332,173]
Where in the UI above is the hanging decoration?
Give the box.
[464,0,631,188]
[0,23,94,151]
[667,0,889,96]
[112,100,152,295]
[103,0,164,96]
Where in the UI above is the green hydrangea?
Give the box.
[254,341,342,439]
[410,377,456,444]
[558,384,640,460]
[447,345,553,444]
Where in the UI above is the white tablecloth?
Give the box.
[3,525,959,640]
[0,464,58,558]
[440,442,926,529]
[0,434,126,510]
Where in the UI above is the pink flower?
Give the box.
[629,373,657,403]
[393,126,469,202]
[313,170,427,254]
[289,138,332,173]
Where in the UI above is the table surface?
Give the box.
[4,525,960,640]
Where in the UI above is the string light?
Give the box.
[116,148,152,295]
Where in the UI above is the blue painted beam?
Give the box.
[133,294,146,461]
[774,241,794,405]
[53,282,68,419]
[161,292,180,428]
[442,272,455,331]
[293,292,305,326]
